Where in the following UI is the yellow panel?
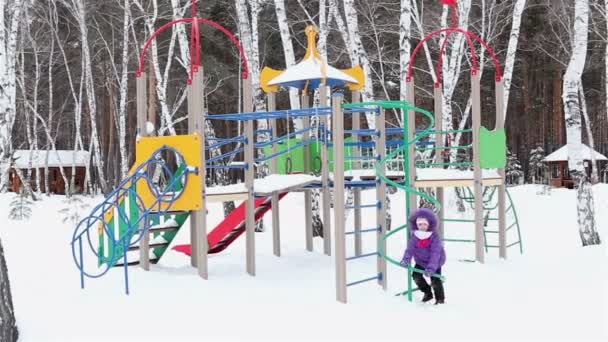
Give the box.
[135,135,203,212]
[260,67,283,93]
[341,66,365,91]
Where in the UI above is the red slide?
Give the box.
[173,193,287,256]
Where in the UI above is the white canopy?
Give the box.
[543,144,608,162]
[267,55,358,90]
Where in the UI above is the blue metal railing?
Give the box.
[71,146,196,294]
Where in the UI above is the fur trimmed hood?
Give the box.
[408,208,439,232]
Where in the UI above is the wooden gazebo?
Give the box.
[9,150,90,194]
[543,144,608,188]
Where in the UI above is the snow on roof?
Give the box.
[13,150,90,168]
[543,144,608,162]
[267,55,358,90]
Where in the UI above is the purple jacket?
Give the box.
[401,208,446,274]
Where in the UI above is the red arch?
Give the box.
[407,1,502,84]
[136,18,250,81]
[435,28,479,86]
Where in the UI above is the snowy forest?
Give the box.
[0,0,607,195]
[0,1,607,341]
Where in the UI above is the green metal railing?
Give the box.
[342,99,523,302]
[344,100,443,302]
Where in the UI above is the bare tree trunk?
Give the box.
[0,0,24,192]
[0,237,18,342]
[399,0,411,106]
[72,0,107,193]
[118,0,131,178]
[273,0,300,112]
[342,0,375,127]
[45,38,54,196]
[562,0,601,246]
[578,82,599,183]
[441,0,472,164]
[235,0,268,231]
[503,0,527,119]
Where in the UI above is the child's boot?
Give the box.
[421,292,434,303]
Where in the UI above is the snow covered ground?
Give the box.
[1,184,606,342]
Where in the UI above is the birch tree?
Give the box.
[562,0,601,246]
[399,0,411,106]
[578,82,599,183]
[235,0,269,231]
[0,0,24,192]
[0,237,18,342]
[132,0,179,136]
[323,0,375,128]
[273,0,300,112]
[440,0,471,141]
[502,0,527,119]
[118,0,131,178]
[65,0,108,193]
[342,0,375,128]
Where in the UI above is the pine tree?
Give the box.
[0,237,18,342]
[528,145,548,184]
[8,189,33,220]
[59,194,89,225]
[506,149,524,186]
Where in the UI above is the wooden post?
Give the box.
[471,73,484,263]
[352,90,362,256]
[272,191,281,257]
[320,86,332,256]
[269,93,277,174]
[186,73,198,269]
[376,107,387,290]
[193,68,208,278]
[434,86,445,238]
[332,94,346,303]
[244,77,256,275]
[136,73,150,271]
[268,92,281,257]
[406,79,418,215]
[302,93,313,252]
[495,79,507,259]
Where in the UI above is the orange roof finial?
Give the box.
[303,25,321,60]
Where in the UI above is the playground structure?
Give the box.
[70,0,522,303]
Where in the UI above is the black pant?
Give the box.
[412,264,445,301]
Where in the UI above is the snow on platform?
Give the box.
[207,168,503,199]
[206,174,320,201]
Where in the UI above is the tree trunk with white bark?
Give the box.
[503,0,527,119]
[70,0,108,193]
[273,0,300,112]
[562,0,601,246]
[578,82,599,183]
[0,0,24,192]
[0,237,18,342]
[235,0,269,231]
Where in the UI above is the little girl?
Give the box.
[400,208,446,304]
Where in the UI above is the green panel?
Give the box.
[479,126,507,169]
[151,212,189,259]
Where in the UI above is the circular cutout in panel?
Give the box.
[144,146,188,204]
